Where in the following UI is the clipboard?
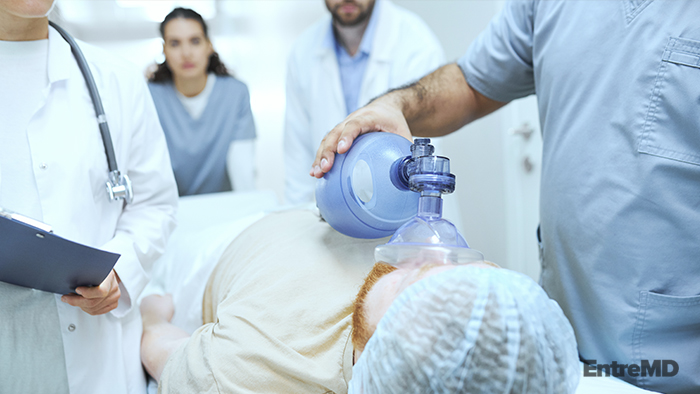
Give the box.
[0,212,120,295]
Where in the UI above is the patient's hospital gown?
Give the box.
[158,210,386,393]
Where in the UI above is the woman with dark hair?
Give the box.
[149,7,256,196]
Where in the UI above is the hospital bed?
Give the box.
[141,190,282,334]
[141,190,658,394]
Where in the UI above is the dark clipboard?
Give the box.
[0,214,120,295]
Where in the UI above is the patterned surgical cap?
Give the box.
[349,265,580,393]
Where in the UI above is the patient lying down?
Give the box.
[140,210,580,393]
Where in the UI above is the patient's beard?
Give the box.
[351,262,397,354]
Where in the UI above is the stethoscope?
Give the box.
[49,21,133,204]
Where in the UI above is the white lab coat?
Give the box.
[0,27,177,393]
[284,0,445,205]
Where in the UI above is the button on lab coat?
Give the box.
[0,27,178,393]
[284,0,445,205]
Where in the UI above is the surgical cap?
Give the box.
[349,266,580,394]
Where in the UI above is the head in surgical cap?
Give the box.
[349,265,580,394]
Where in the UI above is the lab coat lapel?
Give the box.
[317,39,347,132]
[47,26,72,84]
[34,28,113,232]
[321,50,345,114]
[359,0,395,107]
[30,27,83,227]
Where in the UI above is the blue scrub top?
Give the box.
[149,76,256,196]
[459,1,700,392]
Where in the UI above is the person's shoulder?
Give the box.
[77,40,144,84]
[147,79,172,94]
[146,80,175,106]
[216,75,251,97]
[216,75,247,90]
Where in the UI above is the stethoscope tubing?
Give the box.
[48,21,119,174]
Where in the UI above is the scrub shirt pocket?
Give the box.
[631,291,700,390]
[639,37,700,166]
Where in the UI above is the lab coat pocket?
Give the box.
[638,37,700,166]
[631,290,700,390]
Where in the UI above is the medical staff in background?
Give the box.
[312,1,700,393]
[0,0,178,393]
[148,8,256,197]
[283,0,444,205]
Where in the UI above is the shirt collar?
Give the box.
[47,25,73,84]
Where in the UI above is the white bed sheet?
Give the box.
[143,191,281,394]
[140,190,280,333]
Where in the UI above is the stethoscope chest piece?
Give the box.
[106,170,133,204]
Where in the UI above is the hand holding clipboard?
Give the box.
[0,208,120,296]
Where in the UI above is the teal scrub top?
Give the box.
[459,1,700,393]
[149,76,256,196]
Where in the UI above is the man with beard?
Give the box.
[283,0,443,205]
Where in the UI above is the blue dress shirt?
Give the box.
[325,0,380,115]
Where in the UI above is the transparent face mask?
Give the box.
[375,214,484,267]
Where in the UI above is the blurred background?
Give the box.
[52,0,543,280]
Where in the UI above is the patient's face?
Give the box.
[351,261,496,361]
